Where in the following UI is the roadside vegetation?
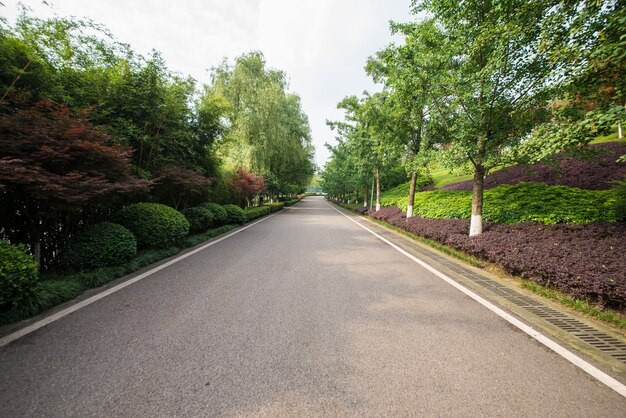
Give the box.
[323,0,625,314]
[0,10,312,322]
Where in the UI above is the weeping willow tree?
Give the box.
[201,52,315,198]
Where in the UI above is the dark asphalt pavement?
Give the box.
[0,196,624,417]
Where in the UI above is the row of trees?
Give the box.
[0,11,314,269]
[322,0,624,235]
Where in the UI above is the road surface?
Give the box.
[0,196,624,416]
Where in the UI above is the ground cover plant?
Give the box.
[366,206,626,310]
[444,143,626,191]
[381,182,619,224]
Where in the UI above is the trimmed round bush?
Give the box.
[222,204,247,224]
[0,240,39,309]
[200,203,228,226]
[114,203,190,248]
[183,206,215,233]
[66,222,137,270]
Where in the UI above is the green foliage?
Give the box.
[0,240,39,309]
[382,182,619,224]
[244,201,288,221]
[206,52,315,195]
[222,204,247,224]
[245,206,271,221]
[66,222,137,270]
[199,203,228,226]
[182,206,215,233]
[114,203,190,248]
[613,179,626,221]
[0,278,83,324]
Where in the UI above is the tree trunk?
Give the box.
[363,183,368,207]
[406,171,417,218]
[619,120,623,139]
[33,240,41,268]
[469,164,486,236]
[375,164,381,211]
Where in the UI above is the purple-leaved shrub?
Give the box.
[366,206,626,309]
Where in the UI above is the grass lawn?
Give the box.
[430,167,473,188]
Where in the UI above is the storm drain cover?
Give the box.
[439,259,626,365]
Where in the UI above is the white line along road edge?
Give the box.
[0,211,283,349]
[327,203,626,398]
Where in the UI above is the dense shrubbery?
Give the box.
[183,206,215,233]
[114,203,190,248]
[365,206,626,309]
[0,241,39,310]
[222,204,247,224]
[65,222,137,270]
[200,203,228,226]
[382,182,619,224]
[245,201,289,221]
[245,206,271,221]
[444,143,626,191]
[283,199,300,206]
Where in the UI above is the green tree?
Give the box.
[408,0,558,235]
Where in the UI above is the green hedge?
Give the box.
[66,222,137,270]
[200,203,228,226]
[245,206,271,221]
[114,203,190,248]
[0,240,39,309]
[381,182,620,224]
[183,206,215,233]
[245,202,289,221]
[283,199,300,206]
[222,204,247,224]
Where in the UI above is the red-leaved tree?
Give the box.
[228,167,265,207]
[0,99,150,268]
[152,167,212,210]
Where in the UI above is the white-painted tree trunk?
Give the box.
[469,214,482,237]
[407,205,414,218]
[619,120,623,139]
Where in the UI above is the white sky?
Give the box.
[1,0,414,168]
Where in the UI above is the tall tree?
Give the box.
[409,0,557,235]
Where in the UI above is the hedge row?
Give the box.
[381,182,621,224]
[367,206,626,309]
[245,202,286,221]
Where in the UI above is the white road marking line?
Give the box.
[328,203,626,398]
[0,211,281,348]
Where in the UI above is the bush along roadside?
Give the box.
[364,205,626,311]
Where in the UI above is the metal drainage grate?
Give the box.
[435,260,626,365]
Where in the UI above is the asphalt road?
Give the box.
[1,196,624,417]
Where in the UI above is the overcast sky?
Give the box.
[2,0,414,167]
